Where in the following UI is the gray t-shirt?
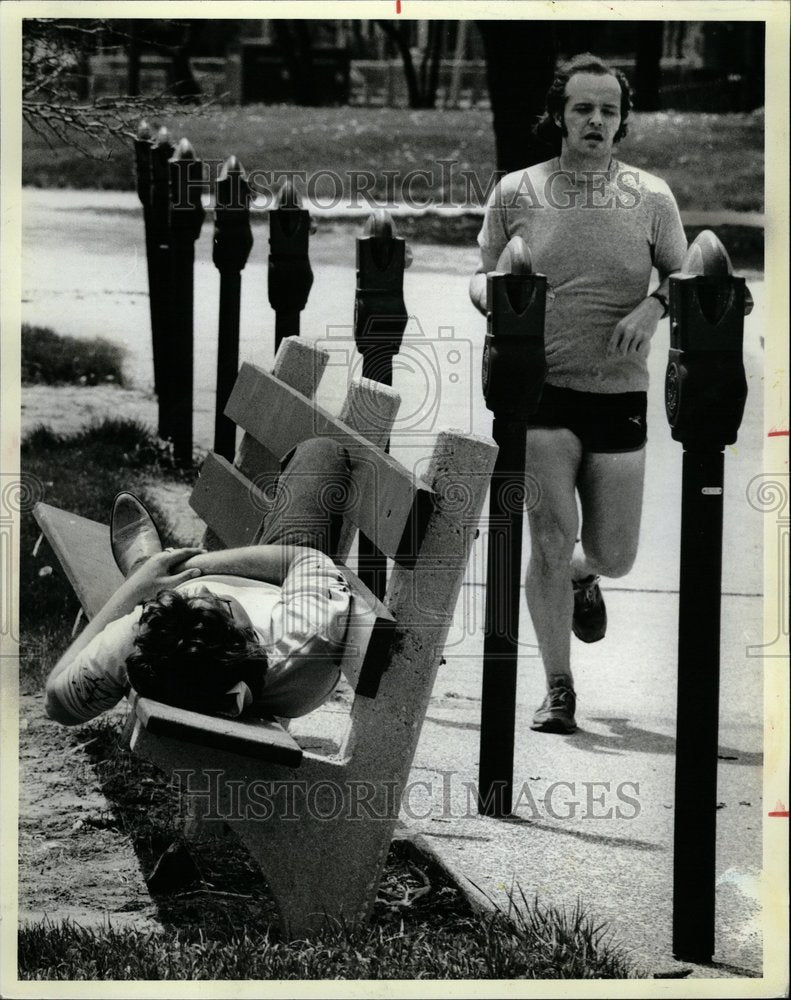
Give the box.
[477,158,687,393]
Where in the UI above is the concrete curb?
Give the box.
[22,188,766,229]
[391,825,496,917]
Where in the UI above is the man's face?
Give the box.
[557,72,622,162]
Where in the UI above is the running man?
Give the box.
[470,53,687,733]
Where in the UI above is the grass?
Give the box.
[18,898,633,980]
[19,417,636,980]
[22,324,126,386]
[23,104,764,213]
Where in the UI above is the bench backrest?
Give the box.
[192,362,434,564]
[188,338,498,764]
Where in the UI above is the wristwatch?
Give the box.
[650,289,670,318]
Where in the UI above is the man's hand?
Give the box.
[608,296,665,356]
[127,547,205,599]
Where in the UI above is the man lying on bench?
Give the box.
[45,439,353,727]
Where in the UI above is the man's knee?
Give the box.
[283,438,349,475]
[584,538,638,578]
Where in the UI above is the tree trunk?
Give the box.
[273,19,318,105]
[168,23,201,102]
[376,21,421,107]
[293,20,318,105]
[476,21,557,174]
[424,20,445,109]
[127,23,140,97]
[634,22,664,111]
[743,23,765,110]
[447,20,469,108]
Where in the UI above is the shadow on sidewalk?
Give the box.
[572,718,762,766]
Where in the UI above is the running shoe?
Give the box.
[572,574,607,643]
[531,676,577,734]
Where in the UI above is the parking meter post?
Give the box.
[149,126,175,440]
[168,138,205,468]
[665,231,749,963]
[354,211,408,598]
[268,180,313,353]
[478,245,547,819]
[213,155,253,462]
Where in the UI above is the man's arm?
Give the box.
[179,544,313,585]
[608,179,687,356]
[470,178,510,316]
[45,547,204,724]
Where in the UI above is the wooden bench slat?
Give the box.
[189,454,270,548]
[33,503,123,619]
[224,363,435,562]
[129,692,303,766]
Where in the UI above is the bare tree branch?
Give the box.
[23,18,216,157]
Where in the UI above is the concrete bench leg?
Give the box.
[231,813,391,939]
[130,723,394,940]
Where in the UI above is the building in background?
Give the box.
[85,19,764,112]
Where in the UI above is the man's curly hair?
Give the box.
[534,53,633,155]
[126,589,267,711]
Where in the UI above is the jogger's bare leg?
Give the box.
[572,447,647,580]
[524,428,584,685]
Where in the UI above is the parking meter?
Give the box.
[166,138,205,467]
[213,156,253,461]
[667,229,753,964]
[213,155,253,273]
[354,210,408,384]
[169,138,205,242]
[482,238,548,420]
[268,179,313,348]
[479,236,548,818]
[150,127,175,246]
[665,230,749,450]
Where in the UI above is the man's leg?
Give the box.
[524,428,584,686]
[572,447,647,581]
[258,438,351,555]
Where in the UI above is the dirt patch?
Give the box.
[18,695,158,930]
[22,385,160,440]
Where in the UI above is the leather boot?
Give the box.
[110,492,163,577]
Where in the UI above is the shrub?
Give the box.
[22,324,126,386]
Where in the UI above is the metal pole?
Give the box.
[479,417,527,816]
[212,155,253,461]
[354,210,408,598]
[477,238,547,818]
[133,121,159,397]
[665,230,750,962]
[673,448,724,960]
[149,126,175,441]
[167,137,205,468]
[268,179,313,355]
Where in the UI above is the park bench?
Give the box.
[33,336,498,938]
